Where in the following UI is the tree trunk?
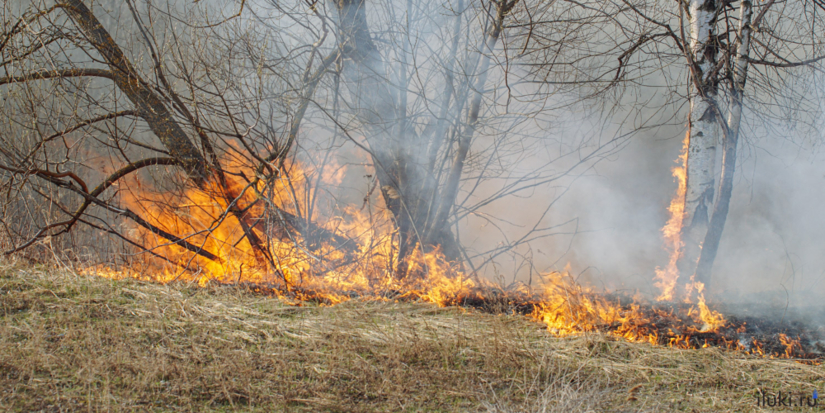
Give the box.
[61,1,291,266]
[63,0,208,184]
[331,0,476,276]
[676,0,720,280]
[425,1,504,250]
[693,0,753,287]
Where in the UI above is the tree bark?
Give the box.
[331,0,415,266]
[426,1,505,248]
[62,0,209,184]
[677,0,720,279]
[331,0,471,276]
[693,0,753,286]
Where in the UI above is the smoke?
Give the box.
[465,105,825,309]
[5,0,824,314]
[714,140,825,302]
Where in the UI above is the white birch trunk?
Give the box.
[693,0,753,285]
[677,0,720,278]
[727,0,753,144]
[726,0,752,138]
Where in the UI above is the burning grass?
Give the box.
[90,260,825,361]
[76,149,823,362]
[2,263,824,412]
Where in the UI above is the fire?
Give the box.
[530,271,644,338]
[647,129,727,333]
[694,282,725,331]
[654,131,689,301]
[647,129,727,336]
[100,154,480,307]
[529,271,727,346]
[77,151,818,362]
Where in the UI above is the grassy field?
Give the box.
[0,262,822,412]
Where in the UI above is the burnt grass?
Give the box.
[3,264,825,412]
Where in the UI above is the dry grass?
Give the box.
[0,262,822,412]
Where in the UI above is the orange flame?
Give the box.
[97,154,483,308]
[82,149,825,360]
[654,131,689,301]
[693,280,725,331]
[530,270,726,345]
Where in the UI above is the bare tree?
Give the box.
[0,0,634,286]
[318,0,636,278]
[0,0,311,271]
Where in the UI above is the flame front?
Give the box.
[100,155,481,307]
[530,271,728,347]
[80,150,813,361]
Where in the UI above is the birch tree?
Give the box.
[619,0,825,292]
[691,0,753,284]
[678,0,722,280]
[692,0,825,287]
